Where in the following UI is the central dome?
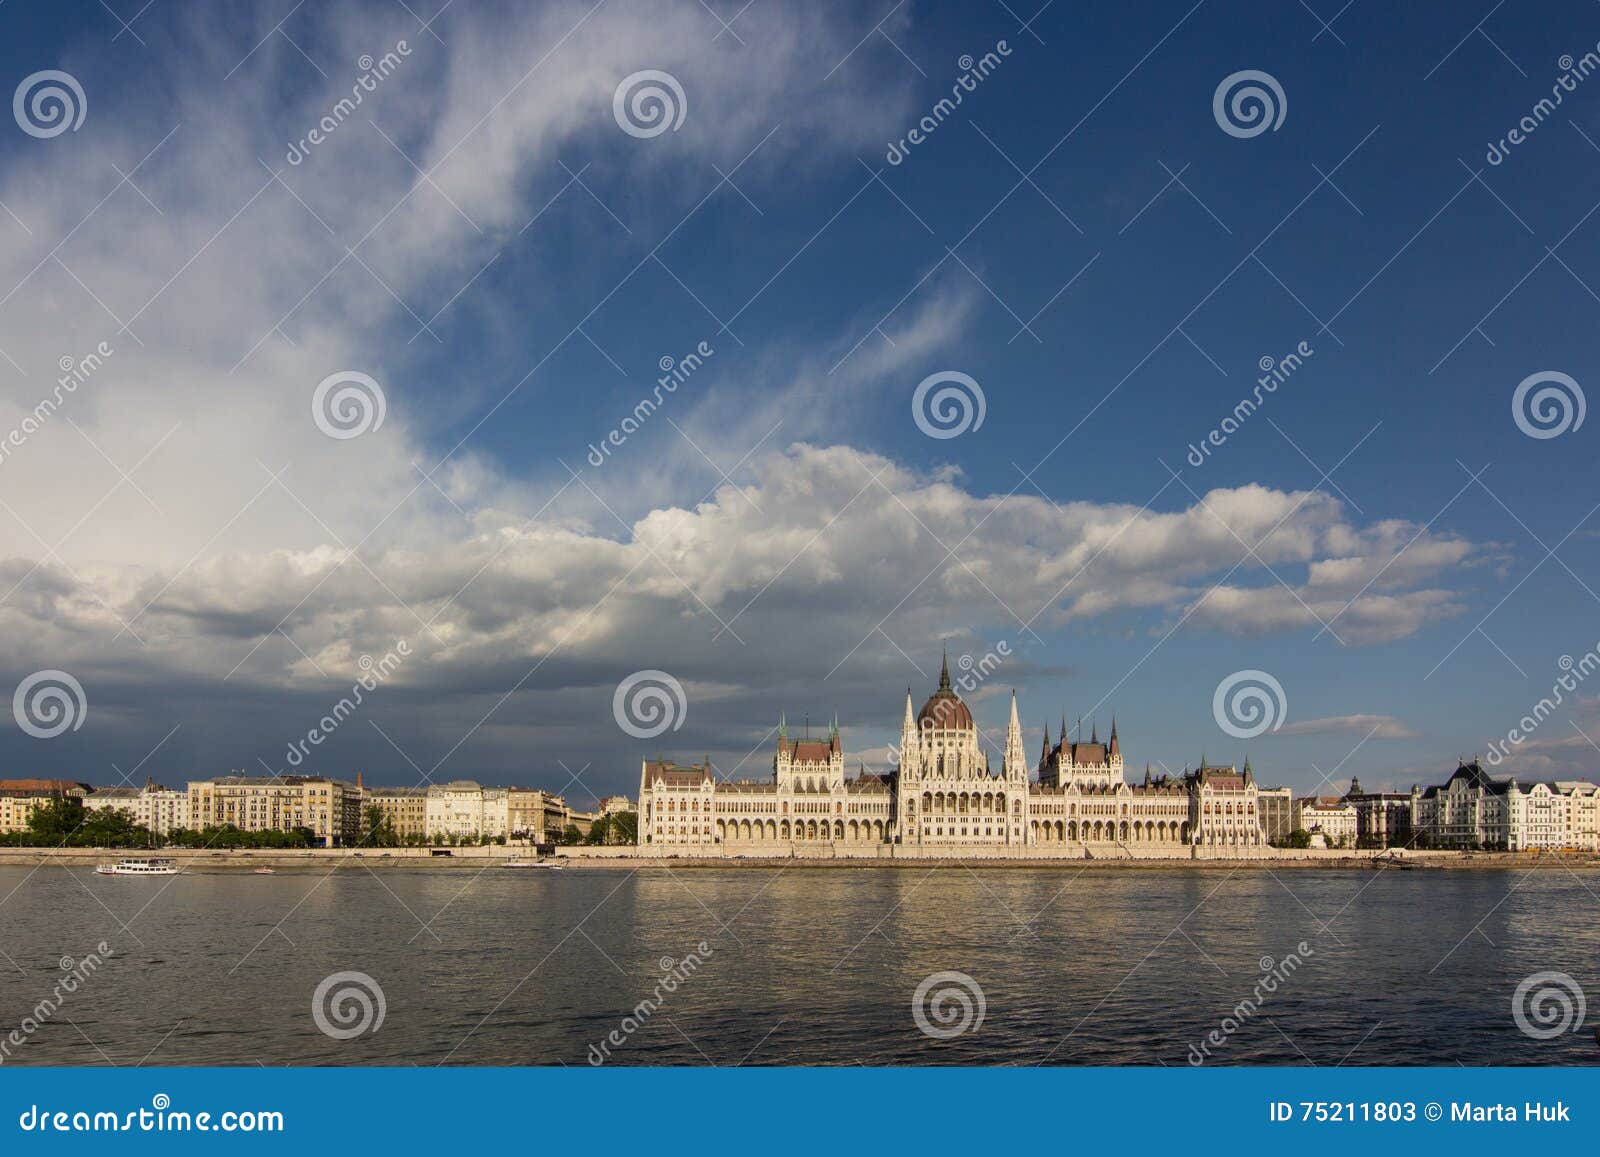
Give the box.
[917,651,974,731]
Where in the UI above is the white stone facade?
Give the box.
[637,659,1271,858]
[1411,761,1600,851]
[1294,797,1359,848]
[424,780,510,842]
[96,785,193,836]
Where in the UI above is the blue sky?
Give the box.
[1,0,1598,804]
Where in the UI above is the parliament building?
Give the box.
[637,656,1269,859]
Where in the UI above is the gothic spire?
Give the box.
[938,645,951,691]
[1005,691,1025,781]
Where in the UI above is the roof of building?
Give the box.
[781,739,836,762]
[1044,717,1122,768]
[1417,759,1563,800]
[1554,781,1600,795]
[917,651,974,731]
[645,759,713,788]
[199,775,355,789]
[0,779,92,795]
[1298,796,1354,810]
[714,781,777,795]
[1063,741,1108,765]
[1189,765,1246,791]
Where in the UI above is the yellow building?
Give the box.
[507,788,570,844]
[0,780,90,833]
[361,785,428,842]
[187,775,361,846]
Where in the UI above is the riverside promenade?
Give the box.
[3,846,1594,871]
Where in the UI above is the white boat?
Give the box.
[95,857,180,877]
[501,857,563,870]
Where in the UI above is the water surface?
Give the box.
[0,865,1595,1066]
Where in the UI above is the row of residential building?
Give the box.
[1251,766,1600,852]
[0,776,629,847]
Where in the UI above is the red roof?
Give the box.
[915,652,976,731]
[781,740,835,761]
[0,779,90,795]
[1065,741,1108,765]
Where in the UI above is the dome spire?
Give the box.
[938,645,951,691]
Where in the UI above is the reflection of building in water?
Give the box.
[637,654,1272,859]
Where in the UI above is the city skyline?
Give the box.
[0,636,1582,799]
[9,657,1595,855]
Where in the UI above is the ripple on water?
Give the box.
[0,866,1596,1066]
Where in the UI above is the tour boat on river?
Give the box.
[95,857,180,876]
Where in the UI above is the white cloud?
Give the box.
[1276,714,1419,740]
[3,444,1483,704]
[0,1,1493,783]
[0,0,921,576]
